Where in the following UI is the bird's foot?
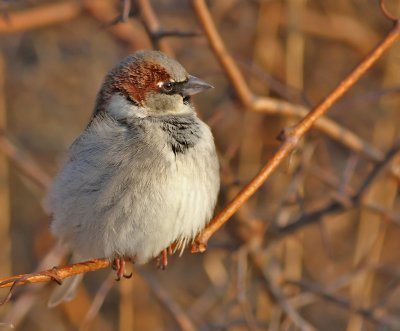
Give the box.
[156,246,174,270]
[112,256,132,281]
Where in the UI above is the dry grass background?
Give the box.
[0,0,399,330]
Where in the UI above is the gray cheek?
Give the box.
[144,92,183,113]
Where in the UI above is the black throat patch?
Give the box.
[156,115,201,155]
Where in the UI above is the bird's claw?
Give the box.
[113,256,132,281]
[156,248,171,270]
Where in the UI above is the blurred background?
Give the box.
[0,0,400,330]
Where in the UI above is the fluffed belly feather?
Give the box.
[48,146,218,264]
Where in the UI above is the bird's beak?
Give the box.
[181,75,214,97]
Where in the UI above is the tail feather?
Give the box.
[48,253,84,308]
[48,273,83,308]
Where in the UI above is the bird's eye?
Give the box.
[161,82,174,93]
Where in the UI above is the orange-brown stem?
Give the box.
[191,2,400,252]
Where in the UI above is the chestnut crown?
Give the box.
[94,50,213,117]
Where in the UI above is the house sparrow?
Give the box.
[46,50,220,307]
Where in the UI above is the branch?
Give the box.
[136,267,197,331]
[252,97,383,162]
[121,0,132,23]
[150,29,200,42]
[250,252,316,331]
[191,0,400,252]
[277,5,380,54]
[84,0,152,50]
[137,0,174,56]
[288,279,400,328]
[192,0,254,107]
[268,139,400,237]
[101,0,137,27]
[0,259,109,290]
[2,243,67,327]
[380,0,399,23]
[79,272,115,331]
[0,1,82,33]
[0,134,52,189]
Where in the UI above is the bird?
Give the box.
[46,50,220,307]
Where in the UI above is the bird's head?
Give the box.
[94,50,213,120]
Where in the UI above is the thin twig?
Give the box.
[84,0,151,51]
[2,243,67,327]
[0,1,82,33]
[288,279,400,328]
[269,140,400,237]
[252,97,383,162]
[192,0,254,107]
[80,272,115,331]
[0,322,13,329]
[0,134,51,189]
[380,0,399,23]
[278,4,380,54]
[137,0,173,55]
[151,29,200,42]
[237,248,260,331]
[136,267,197,331]
[251,253,316,331]
[121,0,131,22]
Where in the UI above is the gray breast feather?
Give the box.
[46,114,220,263]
